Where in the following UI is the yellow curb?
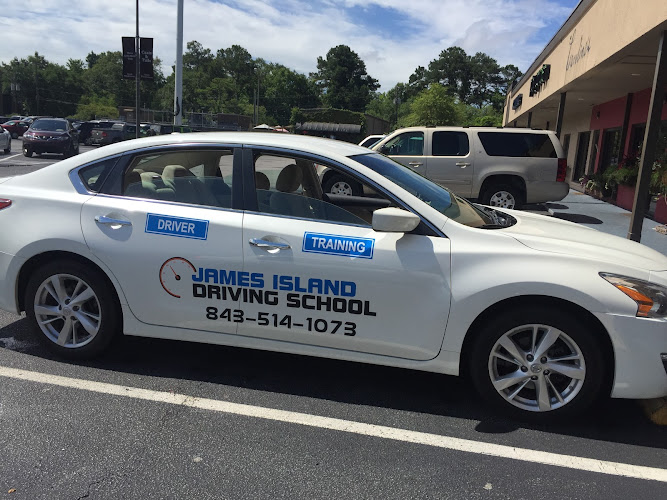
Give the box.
[640,398,667,425]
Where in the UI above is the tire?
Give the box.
[23,146,32,157]
[468,306,606,420]
[323,174,362,196]
[25,260,120,360]
[3,139,9,154]
[480,183,522,210]
[11,132,18,139]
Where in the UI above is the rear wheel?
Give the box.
[469,306,606,420]
[25,260,120,360]
[481,183,522,210]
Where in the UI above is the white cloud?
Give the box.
[2,0,573,91]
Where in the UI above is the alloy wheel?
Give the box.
[487,324,586,412]
[33,273,102,348]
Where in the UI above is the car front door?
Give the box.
[424,130,474,198]
[380,130,427,177]
[237,149,452,361]
[79,146,244,333]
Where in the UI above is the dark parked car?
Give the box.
[89,122,137,145]
[22,118,79,158]
[1,120,30,139]
[75,120,120,145]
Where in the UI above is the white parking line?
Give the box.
[0,154,20,163]
[1,365,665,483]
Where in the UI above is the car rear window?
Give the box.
[78,157,119,192]
[477,132,557,158]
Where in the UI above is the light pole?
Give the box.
[174,0,183,126]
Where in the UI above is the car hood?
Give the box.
[498,210,667,271]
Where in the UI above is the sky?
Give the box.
[2,0,580,91]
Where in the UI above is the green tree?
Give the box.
[311,45,379,112]
[399,85,460,127]
[262,64,320,125]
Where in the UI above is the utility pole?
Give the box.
[174,0,183,126]
[135,0,140,138]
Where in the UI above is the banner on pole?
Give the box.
[140,38,154,80]
[122,37,136,79]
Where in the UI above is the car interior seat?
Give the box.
[269,164,315,217]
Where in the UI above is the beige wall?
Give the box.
[506,0,667,124]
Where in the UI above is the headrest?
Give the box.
[124,170,142,191]
[163,164,193,181]
[255,171,270,190]
[275,164,302,193]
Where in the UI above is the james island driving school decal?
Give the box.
[302,232,374,259]
[145,213,209,240]
[159,258,377,336]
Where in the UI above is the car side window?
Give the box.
[478,132,557,158]
[432,131,469,156]
[251,153,396,226]
[121,149,234,208]
[381,132,424,156]
[78,157,119,192]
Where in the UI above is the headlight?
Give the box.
[600,273,667,318]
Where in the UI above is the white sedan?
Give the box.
[0,133,665,420]
[0,126,11,154]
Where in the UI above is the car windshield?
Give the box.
[31,119,67,132]
[351,153,494,228]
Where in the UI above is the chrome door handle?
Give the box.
[95,215,132,226]
[249,238,291,250]
[456,162,471,168]
[408,162,423,167]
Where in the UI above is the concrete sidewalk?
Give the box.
[529,189,667,255]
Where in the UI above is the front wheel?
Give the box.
[480,183,522,210]
[323,174,362,196]
[23,146,32,157]
[25,260,120,360]
[468,306,607,420]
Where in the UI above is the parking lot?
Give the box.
[0,139,666,499]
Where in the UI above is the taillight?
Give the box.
[557,158,567,182]
[0,199,11,210]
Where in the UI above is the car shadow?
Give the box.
[1,317,665,450]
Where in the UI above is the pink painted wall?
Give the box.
[588,87,667,172]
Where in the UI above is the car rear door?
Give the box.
[424,130,474,198]
[79,146,244,334]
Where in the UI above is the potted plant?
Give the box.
[579,172,606,198]
[602,155,640,211]
[650,159,667,223]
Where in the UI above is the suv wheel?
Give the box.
[23,145,33,157]
[481,184,522,210]
[323,174,362,196]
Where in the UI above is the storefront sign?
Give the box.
[529,65,550,97]
[566,29,591,71]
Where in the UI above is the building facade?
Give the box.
[504,0,667,189]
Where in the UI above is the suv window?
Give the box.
[432,131,469,156]
[478,132,557,158]
[381,131,424,156]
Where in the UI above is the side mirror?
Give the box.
[372,207,420,233]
